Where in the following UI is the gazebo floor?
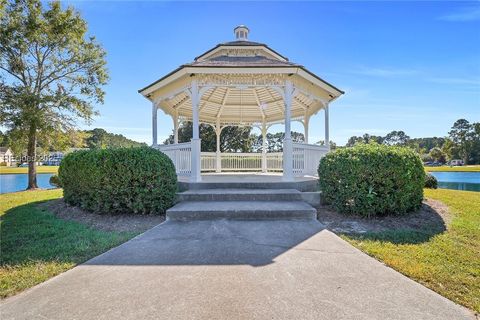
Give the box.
[177,172,319,192]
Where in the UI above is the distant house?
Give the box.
[0,147,15,166]
[44,151,64,166]
[450,159,464,166]
[44,148,89,166]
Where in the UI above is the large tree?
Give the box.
[346,133,383,147]
[0,0,108,189]
[448,119,477,164]
[383,130,410,146]
[164,122,306,153]
[164,122,253,152]
[84,128,146,149]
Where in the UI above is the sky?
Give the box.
[64,1,479,145]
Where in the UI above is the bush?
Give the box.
[318,144,425,217]
[59,147,177,214]
[424,173,438,189]
[49,174,61,188]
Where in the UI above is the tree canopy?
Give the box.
[164,121,305,153]
[0,0,108,188]
[345,119,480,164]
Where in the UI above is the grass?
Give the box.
[0,189,138,299]
[425,165,480,172]
[0,166,59,174]
[343,188,480,313]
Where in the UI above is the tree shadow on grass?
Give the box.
[318,200,449,245]
[0,200,134,267]
[345,227,444,245]
[2,200,327,268]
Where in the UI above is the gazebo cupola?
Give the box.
[234,25,249,40]
[139,26,344,182]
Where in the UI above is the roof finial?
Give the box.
[234,25,249,41]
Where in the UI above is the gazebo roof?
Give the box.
[193,40,290,61]
[139,26,343,127]
[186,55,297,68]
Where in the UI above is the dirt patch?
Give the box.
[317,199,451,234]
[39,199,165,233]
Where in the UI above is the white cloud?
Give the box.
[343,128,390,135]
[438,6,480,22]
[352,66,419,78]
[426,77,480,86]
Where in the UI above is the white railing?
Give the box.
[199,152,283,172]
[156,143,329,176]
[218,152,262,171]
[292,142,329,176]
[155,142,192,176]
[266,152,283,171]
[201,152,217,171]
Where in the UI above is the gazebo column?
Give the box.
[261,122,267,173]
[152,103,158,146]
[190,80,201,182]
[304,115,310,144]
[283,80,294,181]
[215,119,221,173]
[173,113,179,144]
[324,102,330,149]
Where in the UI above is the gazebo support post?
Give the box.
[215,119,221,173]
[261,122,267,173]
[324,103,330,149]
[304,115,310,144]
[283,80,294,181]
[190,80,202,182]
[152,103,158,146]
[173,113,179,144]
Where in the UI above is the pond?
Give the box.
[0,173,55,194]
[429,172,480,192]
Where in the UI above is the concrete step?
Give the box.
[177,189,303,202]
[166,201,317,221]
[178,179,318,192]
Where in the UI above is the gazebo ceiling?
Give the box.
[139,26,344,127]
[161,85,320,126]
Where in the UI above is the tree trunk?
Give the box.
[27,123,38,190]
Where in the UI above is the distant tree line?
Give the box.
[0,128,146,157]
[345,119,480,165]
[164,118,480,164]
[164,121,305,153]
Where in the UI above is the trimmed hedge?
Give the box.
[318,144,425,217]
[49,174,61,188]
[59,147,177,214]
[424,173,438,189]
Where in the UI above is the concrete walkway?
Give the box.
[1,220,474,320]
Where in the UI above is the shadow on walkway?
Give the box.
[85,220,326,267]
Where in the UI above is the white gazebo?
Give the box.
[139,26,343,182]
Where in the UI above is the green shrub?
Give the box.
[424,173,438,189]
[59,147,177,214]
[318,144,425,217]
[49,174,61,188]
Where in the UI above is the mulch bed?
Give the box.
[40,197,450,236]
[316,199,451,234]
[39,199,165,233]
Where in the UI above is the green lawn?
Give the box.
[0,189,137,299]
[344,188,480,312]
[425,165,480,172]
[0,166,59,174]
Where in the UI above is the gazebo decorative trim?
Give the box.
[139,26,344,182]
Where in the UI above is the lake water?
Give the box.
[0,173,55,194]
[429,172,480,192]
[1,172,479,194]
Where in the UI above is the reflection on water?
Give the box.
[429,172,480,192]
[0,173,54,194]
